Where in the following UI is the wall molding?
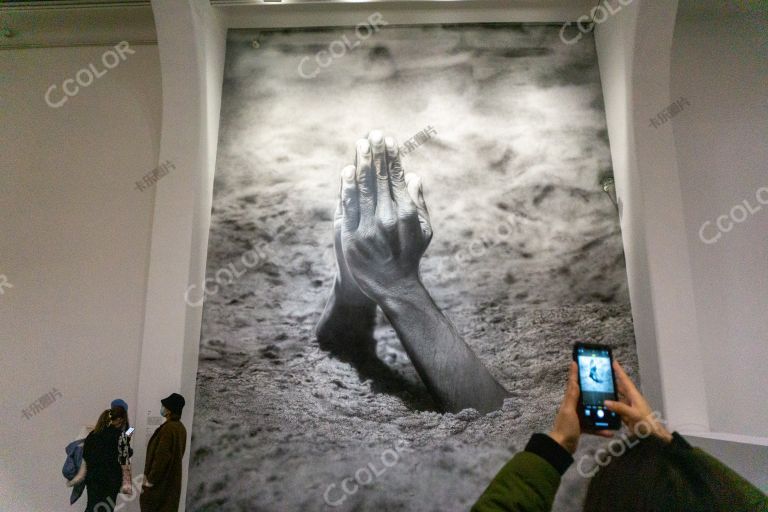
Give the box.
[0,3,156,49]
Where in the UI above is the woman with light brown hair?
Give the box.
[65,409,112,489]
[67,407,126,512]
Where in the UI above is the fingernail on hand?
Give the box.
[384,136,397,155]
[369,130,383,146]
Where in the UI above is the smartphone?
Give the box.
[573,343,621,430]
[125,427,135,436]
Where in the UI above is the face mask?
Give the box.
[160,405,167,417]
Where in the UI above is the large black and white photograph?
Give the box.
[187,23,638,511]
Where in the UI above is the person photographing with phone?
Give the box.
[110,399,135,496]
[472,351,768,512]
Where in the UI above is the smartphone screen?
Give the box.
[573,343,621,430]
[125,427,135,436]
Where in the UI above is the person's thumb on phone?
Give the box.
[603,399,635,421]
[604,399,673,442]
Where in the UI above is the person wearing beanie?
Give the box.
[110,398,128,412]
[109,399,134,495]
[140,393,187,512]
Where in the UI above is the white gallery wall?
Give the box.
[671,10,768,438]
[0,44,161,511]
[596,0,768,490]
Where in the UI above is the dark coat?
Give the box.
[472,433,768,512]
[83,427,122,512]
[140,418,187,512]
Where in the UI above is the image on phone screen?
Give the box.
[574,343,620,429]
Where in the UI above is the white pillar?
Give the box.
[133,2,225,510]
[595,0,709,432]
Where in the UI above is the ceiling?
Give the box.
[1,0,764,49]
[3,0,766,11]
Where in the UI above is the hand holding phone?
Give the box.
[548,360,615,455]
[573,343,621,430]
[125,427,135,437]
[547,362,584,454]
[604,361,672,442]
[549,348,671,455]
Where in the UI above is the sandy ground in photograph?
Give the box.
[187,25,639,512]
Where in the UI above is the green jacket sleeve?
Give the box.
[472,434,573,512]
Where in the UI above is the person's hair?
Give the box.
[92,409,112,434]
[109,405,130,429]
[584,435,753,512]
